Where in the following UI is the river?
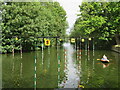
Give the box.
[2,42,119,88]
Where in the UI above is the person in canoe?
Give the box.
[101,55,109,63]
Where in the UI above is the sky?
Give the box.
[54,0,82,35]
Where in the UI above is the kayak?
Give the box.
[100,58,109,63]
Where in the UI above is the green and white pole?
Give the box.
[57,38,60,87]
[34,41,37,90]
[34,55,37,90]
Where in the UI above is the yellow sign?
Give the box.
[71,38,75,43]
[59,39,62,41]
[45,40,50,46]
[81,39,85,42]
[15,37,18,40]
[88,38,92,41]
[44,38,47,41]
[78,85,84,88]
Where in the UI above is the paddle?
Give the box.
[97,59,112,61]
[97,59,100,60]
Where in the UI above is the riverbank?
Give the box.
[112,45,120,53]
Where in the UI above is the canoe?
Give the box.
[100,59,109,63]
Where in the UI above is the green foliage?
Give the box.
[1,2,68,53]
[71,2,120,43]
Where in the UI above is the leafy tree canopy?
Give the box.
[1,1,68,53]
[71,2,120,44]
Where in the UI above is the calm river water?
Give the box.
[2,43,120,88]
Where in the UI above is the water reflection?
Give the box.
[20,63,23,78]
[60,43,80,88]
[2,44,119,88]
[96,63,110,69]
[12,61,14,73]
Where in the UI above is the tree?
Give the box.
[71,2,120,45]
[1,1,68,53]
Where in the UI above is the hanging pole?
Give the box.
[77,38,79,60]
[64,48,67,87]
[57,38,60,86]
[88,38,91,60]
[48,38,50,68]
[34,40,37,90]
[78,37,80,60]
[20,46,22,58]
[64,49,67,70]
[75,38,78,60]
[85,38,87,55]
[20,41,22,59]
[92,37,95,71]
[88,38,89,51]
[12,45,14,57]
[93,37,95,56]
[79,37,82,59]
[20,62,23,78]
[42,38,44,65]
[34,55,37,90]
[12,36,15,57]
[75,38,76,50]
